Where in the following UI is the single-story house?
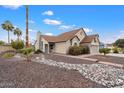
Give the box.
[35,28,100,54]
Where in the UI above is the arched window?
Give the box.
[74,42,77,46]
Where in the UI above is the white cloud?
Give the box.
[45,33,53,36]
[2,5,22,10]
[43,19,61,25]
[59,24,76,30]
[116,30,124,39]
[29,29,37,32]
[42,10,54,16]
[101,30,124,44]
[29,20,35,24]
[83,28,93,33]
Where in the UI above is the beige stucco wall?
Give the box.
[35,32,41,51]
[75,29,86,42]
[55,42,67,54]
[71,37,80,46]
[90,37,100,54]
[41,38,49,53]
[91,37,99,45]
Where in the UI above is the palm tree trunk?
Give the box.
[18,36,19,41]
[8,31,10,44]
[26,5,29,48]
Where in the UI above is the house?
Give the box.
[35,28,100,54]
[105,44,113,49]
[99,42,105,49]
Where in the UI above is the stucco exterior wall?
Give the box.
[35,32,41,51]
[41,38,49,53]
[91,37,99,45]
[75,29,86,42]
[71,37,80,46]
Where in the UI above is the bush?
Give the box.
[11,40,24,50]
[79,45,89,54]
[2,53,14,58]
[34,49,43,54]
[0,41,5,45]
[20,48,33,62]
[99,48,111,55]
[112,47,119,53]
[68,45,89,55]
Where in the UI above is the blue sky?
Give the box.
[0,5,124,44]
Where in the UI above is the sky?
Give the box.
[0,5,124,44]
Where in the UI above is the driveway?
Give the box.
[87,55,124,65]
[45,54,96,64]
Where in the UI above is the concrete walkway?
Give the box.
[107,53,124,58]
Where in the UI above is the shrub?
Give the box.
[0,41,5,45]
[11,40,24,50]
[2,53,14,58]
[112,47,119,53]
[99,48,111,55]
[20,48,33,62]
[79,45,89,54]
[34,49,43,54]
[68,45,89,55]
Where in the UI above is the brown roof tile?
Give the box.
[41,28,83,42]
[80,34,98,43]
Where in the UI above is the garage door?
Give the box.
[90,45,99,54]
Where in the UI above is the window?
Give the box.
[74,42,77,46]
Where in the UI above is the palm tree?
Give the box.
[1,20,14,43]
[26,5,29,48]
[14,28,22,41]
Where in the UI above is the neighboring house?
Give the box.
[105,44,113,49]
[35,28,100,54]
[99,42,105,49]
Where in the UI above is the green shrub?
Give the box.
[68,45,89,55]
[20,48,33,62]
[11,40,24,50]
[79,45,89,54]
[2,53,14,58]
[112,47,119,53]
[0,41,5,45]
[34,49,43,54]
[99,48,111,55]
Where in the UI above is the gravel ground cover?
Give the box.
[0,57,103,88]
[87,55,124,65]
[33,56,124,88]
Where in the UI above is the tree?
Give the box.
[99,48,111,55]
[14,28,22,41]
[26,5,29,48]
[113,39,124,48]
[11,40,24,50]
[0,41,5,45]
[1,20,14,43]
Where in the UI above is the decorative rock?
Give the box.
[32,58,124,88]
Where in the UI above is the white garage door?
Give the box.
[90,45,99,54]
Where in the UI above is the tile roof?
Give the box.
[41,28,83,42]
[80,34,98,43]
